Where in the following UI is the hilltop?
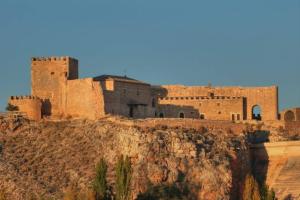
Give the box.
[0,117,251,200]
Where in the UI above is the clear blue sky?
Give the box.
[0,0,299,111]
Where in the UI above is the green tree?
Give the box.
[5,103,19,112]
[93,158,108,200]
[243,174,261,200]
[260,183,276,200]
[115,155,132,200]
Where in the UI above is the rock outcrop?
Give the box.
[0,117,250,200]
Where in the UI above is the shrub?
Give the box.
[137,183,190,200]
[64,184,96,200]
[260,183,276,200]
[242,174,261,200]
[63,185,77,200]
[115,155,132,200]
[0,188,7,200]
[93,158,108,200]
[5,103,19,112]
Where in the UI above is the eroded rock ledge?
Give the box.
[0,117,250,200]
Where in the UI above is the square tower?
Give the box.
[31,56,78,117]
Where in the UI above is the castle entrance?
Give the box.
[252,105,262,120]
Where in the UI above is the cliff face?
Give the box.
[0,117,250,200]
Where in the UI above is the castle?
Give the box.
[8,56,300,122]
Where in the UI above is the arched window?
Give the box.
[179,112,185,118]
[252,105,262,121]
[284,110,295,121]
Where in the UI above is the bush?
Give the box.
[242,174,261,200]
[260,183,276,200]
[115,155,132,200]
[64,185,95,200]
[137,183,190,200]
[63,185,78,200]
[0,188,7,200]
[5,103,19,112]
[93,158,108,200]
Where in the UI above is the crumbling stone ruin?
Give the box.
[8,56,300,123]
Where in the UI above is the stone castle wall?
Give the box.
[9,96,42,121]
[157,85,278,121]
[66,78,105,119]
[8,56,282,121]
[31,56,78,117]
[100,79,155,118]
[280,108,300,122]
[157,95,244,120]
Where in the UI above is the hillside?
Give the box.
[0,117,250,200]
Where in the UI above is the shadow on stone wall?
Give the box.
[156,104,200,119]
[41,99,52,116]
[230,130,275,199]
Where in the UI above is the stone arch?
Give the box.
[284,110,295,122]
[179,112,185,118]
[252,105,262,120]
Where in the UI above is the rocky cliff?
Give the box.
[0,117,250,200]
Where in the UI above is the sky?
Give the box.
[0,0,299,111]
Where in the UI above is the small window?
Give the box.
[159,113,164,118]
[237,114,240,121]
[218,111,221,114]
[191,97,194,100]
[51,72,55,75]
[137,90,140,96]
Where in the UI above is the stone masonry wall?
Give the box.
[9,96,42,121]
[102,80,155,118]
[158,85,278,121]
[158,96,244,120]
[66,78,105,119]
[31,56,78,117]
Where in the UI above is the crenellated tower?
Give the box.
[31,56,78,117]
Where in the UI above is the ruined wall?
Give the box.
[66,78,105,119]
[157,85,278,121]
[101,79,155,118]
[9,96,42,121]
[280,108,300,122]
[157,96,244,120]
[31,56,78,117]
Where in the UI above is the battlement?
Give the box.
[9,95,42,121]
[10,95,40,100]
[159,96,243,101]
[31,56,78,63]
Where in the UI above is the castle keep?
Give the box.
[8,56,298,122]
